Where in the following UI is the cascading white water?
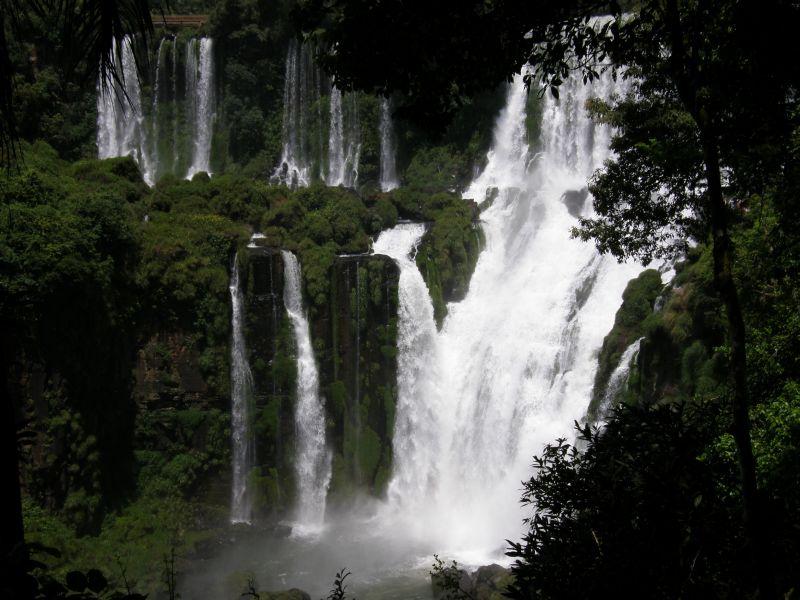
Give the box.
[185,38,198,162]
[229,253,255,524]
[273,40,321,187]
[97,36,215,184]
[379,98,399,191]
[597,337,644,419]
[171,38,179,174]
[372,224,441,503]
[96,36,155,185]
[186,38,215,179]
[281,251,331,532]
[380,71,642,561]
[326,87,361,188]
[150,37,168,181]
[327,87,345,185]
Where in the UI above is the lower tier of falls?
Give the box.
[372,71,643,559]
[229,253,255,524]
[96,35,215,185]
[281,251,331,531]
[228,244,399,527]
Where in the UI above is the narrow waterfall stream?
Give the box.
[326,87,361,187]
[282,251,331,532]
[371,225,441,505]
[186,38,216,179]
[597,337,644,419]
[379,98,400,191]
[229,254,255,524]
[150,38,168,178]
[272,40,320,187]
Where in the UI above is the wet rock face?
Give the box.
[241,248,400,514]
[561,187,590,218]
[316,254,400,501]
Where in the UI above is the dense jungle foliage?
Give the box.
[1,136,481,594]
[2,0,800,598]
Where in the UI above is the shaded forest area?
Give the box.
[2,0,800,599]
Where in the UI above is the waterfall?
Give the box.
[327,87,345,185]
[186,38,216,179]
[326,88,361,188]
[281,251,331,531]
[597,337,644,419]
[150,37,168,181]
[185,38,198,163]
[380,71,642,559]
[379,98,399,191]
[96,36,215,184]
[273,40,322,187]
[96,36,155,185]
[229,253,255,524]
[372,224,441,505]
[171,38,179,175]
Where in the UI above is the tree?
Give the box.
[296,1,800,596]
[1,4,155,591]
[0,0,158,162]
[506,404,748,599]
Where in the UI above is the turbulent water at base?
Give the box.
[379,98,400,191]
[96,36,215,184]
[598,337,644,419]
[186,38,216,179]
[326,87,361,188]
[229,254,255,524]
[96,36,155,185]
[376,71,642,561]
[282,251,331,531]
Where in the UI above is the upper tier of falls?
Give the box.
[272,41,397,189]
[229,253,255,524]
[282,251,331,532]
[96,35,216,184]
[379,98,400,192]
[376,71,643,561]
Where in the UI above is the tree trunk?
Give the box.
[701,132,776,599]
[1,334,30,598]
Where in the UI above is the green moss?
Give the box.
[357,426,382,484]
[412,196,484,326]
[588,269,663,420]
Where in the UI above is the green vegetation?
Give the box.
[414,197,483,326]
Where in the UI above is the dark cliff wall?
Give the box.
[240,248,399,517]
[320,255,399,502]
